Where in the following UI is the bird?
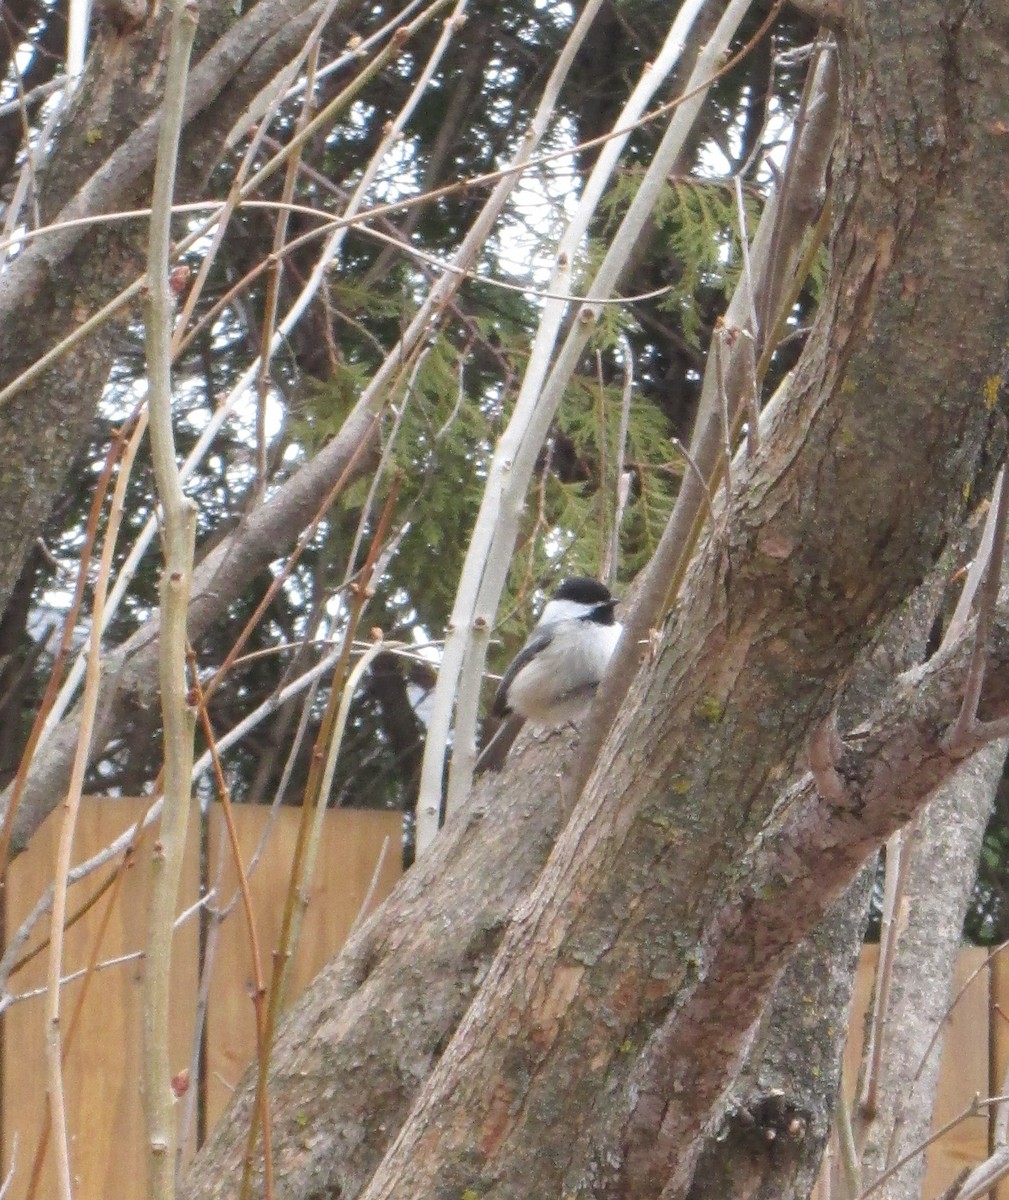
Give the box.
[476,576,622,773]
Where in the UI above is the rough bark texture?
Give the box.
[183,4,1009,1196]
[182,592,1009,1200]
[684,871,873,1200]
[147,0,1007,1195]
[179,555,980,1200]
[345,4,1009,1198]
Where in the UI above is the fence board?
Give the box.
[204,805,402,1129]
[1,799,401,1200]
[926,949,990,1194]
[989,947,1009,1200]
[1,797,200,1200]
[822,946,993,1198]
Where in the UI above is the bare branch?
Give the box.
[142,2,200,1194]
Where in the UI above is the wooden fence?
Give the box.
[1,798,1007,1199]
[816,944,1009,1200]
[1,798,402,1200]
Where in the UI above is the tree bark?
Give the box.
[185,595,1009,1200]
[682,542,960,1200]
[184,2,1009,1195]
[684,872,873,1200]
[179,547,986,1200]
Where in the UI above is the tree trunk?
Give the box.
[182,729,580,1200]
[683,873,873,1200]
[683,543,960,1200]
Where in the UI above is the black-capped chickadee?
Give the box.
[476,576,622,773]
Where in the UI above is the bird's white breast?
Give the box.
[507,619,622,728]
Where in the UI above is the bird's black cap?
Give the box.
[552,576,615,605]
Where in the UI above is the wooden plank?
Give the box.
[203,806,402,1129]
[924,947,990,1195]
[989,945,1009,1200]
[1,797,200,1200]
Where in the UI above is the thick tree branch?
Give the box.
[182,727,579,1200]
[684,871,873,1200]
[566,38,839,808]
[641,609,1009,1197]
[682,532,961,1200]
[857,742,1005,1200]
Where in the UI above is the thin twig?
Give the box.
[1,816,155,987]
[238,480,399,1200]
[0,1139,15,1199]
[201,418,380,705]
[177,829,226,1167]
[0,7,786,413]
[733,175,759,340]
[430,0,759,839]
[231,0,433,145]
[604,337,635,589]
[940,1057,1009,1200]
[669,438,718,523]
[835,1072,861,1200]
[24,843,132,1200]
[912,939,1009,1094]
[565,34,833,815]
[0,407,143,873]
[1,56,46,237]
[342,352,424,591]
[293,635,391,961]
[14,952,147,1005]
[714,326,734,497]
[593,350,607,572]
[946,468,1004,646]
[254,45,320,498]
[191,665,273,1200]
[857,1094,1009,1199]
[42,370,143,1200]
[0,75,66,118]
[729,170,762,460]
[141,0,200,1196]
[855,823,919,1144]
[348,835,392,938]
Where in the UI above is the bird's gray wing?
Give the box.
[491,626,555,717]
